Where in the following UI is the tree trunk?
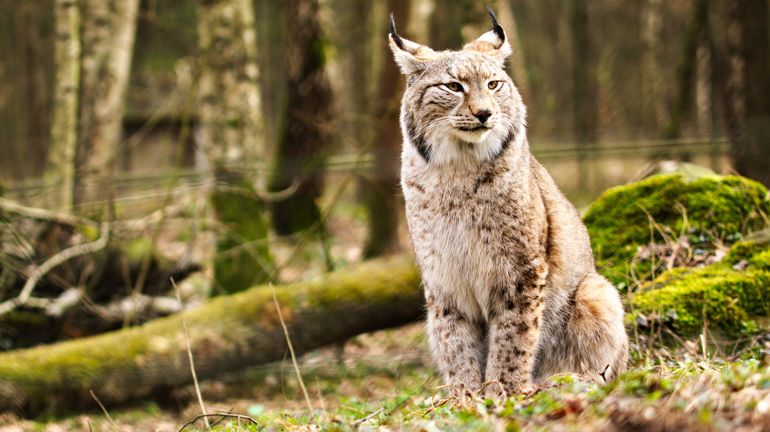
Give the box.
[429,0,488,51]
[713,0,770,186]
[641,0,667,132]
[74,0,140,211]
[0,1,54,182]
[46,0,81,210]
[254,0,288,154]
[0,255,421,417]
[268,0,333,235]
[663,0,709,143]
[362,0,409,258]
[570,0,598,190]
[197,0,274,293]
[499,1,530,103]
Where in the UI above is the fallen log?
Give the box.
[0,255,421,416]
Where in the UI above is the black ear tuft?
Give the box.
[486,6,505,42]
[390,13,405,50]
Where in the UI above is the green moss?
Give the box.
[124,238,154,264]
[210,177,274,295]
[584,172,770,286]
[631,234,770,335]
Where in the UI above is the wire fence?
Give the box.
[5,136,729,200]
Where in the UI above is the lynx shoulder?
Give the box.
[389,9,628,396]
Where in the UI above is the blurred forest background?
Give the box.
[0,0,770,349]
[1,0,770,428]
[1,0,770,357]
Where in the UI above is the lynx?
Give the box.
[389,9,628,396]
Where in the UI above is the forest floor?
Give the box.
[3,172,770,430]
[2,323,770,432]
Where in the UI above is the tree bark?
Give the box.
[46,0,81,210]
[268,0,333,235]
[0,1,54,181]
[254,0,289,154]
[570,0,598,190]
[197,0,274,293]
[74,0,140,211]
[713,0,770,186]
[362,0,409,258]
[663,0,709,142]
[641,0,667,131]
[0,255,421,417]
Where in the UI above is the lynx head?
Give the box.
[389,8,526,165]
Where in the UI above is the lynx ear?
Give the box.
[388,13,436,75]
[464,7,512,62]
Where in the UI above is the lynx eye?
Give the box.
[487,80,502,91]
[443,82,464,92]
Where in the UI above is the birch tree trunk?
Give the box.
[197,0,274,293]
[268,0,333,235]
[46,0,80,210]
[74,0,140,211]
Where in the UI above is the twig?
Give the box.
[352,407,384,427]
[172,277,210,429]
[270,284,314,413]
[253,177,301,202]
[0,221,110,316]
[0,196,95,227]
[90,390,119,432]
[178,413,258,432]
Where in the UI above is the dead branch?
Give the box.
[0,222,110,316]
[0,197,95,228]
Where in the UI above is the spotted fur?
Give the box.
[389,10,628,397]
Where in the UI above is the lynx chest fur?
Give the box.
[390,9,628,396]
[402,153,547,324]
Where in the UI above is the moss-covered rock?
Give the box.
[630,230,770,335]
[584,170,770,286]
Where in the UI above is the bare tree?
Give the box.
[74,0,140,210]
[268,0,333,236]
[664,0,710,144]
[362,0,410,258]
[570,0,598,190]
[713,0,770,186]
[0,1,54,181]
[641,0,666,131]
[46,0,81,210]
[254,0,289,152]
[197,0,274,293]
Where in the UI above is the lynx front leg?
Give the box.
[485,277,545,396]
[425,292,485,396]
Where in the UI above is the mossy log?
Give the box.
[0,256,421,416]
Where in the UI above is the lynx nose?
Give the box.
[473,109,492,124]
